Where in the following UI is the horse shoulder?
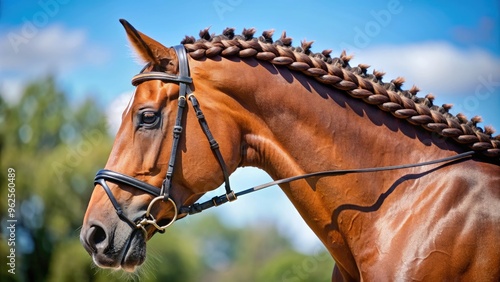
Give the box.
[355,160,500,281]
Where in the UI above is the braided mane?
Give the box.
[180,28,500,159]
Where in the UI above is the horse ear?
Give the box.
[119,19,174,67]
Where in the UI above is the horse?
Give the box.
[80,19,500,281]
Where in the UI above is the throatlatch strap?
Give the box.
[188,95,235,199]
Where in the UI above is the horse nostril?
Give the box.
[87,224,107,252]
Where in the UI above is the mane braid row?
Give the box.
[180,28,500,159]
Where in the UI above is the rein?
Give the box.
[93,45,476,234]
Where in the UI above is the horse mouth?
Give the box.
[91,228,146,272]
[119,229,146,272]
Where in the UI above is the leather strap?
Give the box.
[160,45,193,200]
[95,169,161,196]
[179,150,475,215]
[132,72,192,86]
[188,94,235,199]
[95,177,141,229]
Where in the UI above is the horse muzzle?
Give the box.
[80,218,147,272]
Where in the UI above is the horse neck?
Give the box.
[197,58,460,210]
[193,57,467,277]
[202,57,457,174]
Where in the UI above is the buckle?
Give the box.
[226,191,237,202]
[173,125,183,134]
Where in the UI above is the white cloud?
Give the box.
[1,24,108,74]
[0,24,109,104]
[0,78,25,105]
[106,91,134,135]
[352,41,500,96]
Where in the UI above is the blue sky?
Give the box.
[1,0,499,252]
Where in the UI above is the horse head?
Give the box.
[80,20,243,272]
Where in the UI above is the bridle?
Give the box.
[94,45,235,234]
[93,44,476,235]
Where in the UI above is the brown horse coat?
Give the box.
[81,20,500,281]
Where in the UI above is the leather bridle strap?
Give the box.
[160,45,191,200]
[95,169,161,196]
[132,72,192,85]
[157,45,234,201]
[95,177,138,229]
[188,94,235,199]
[94,45,235,233]
[179,150,475,215]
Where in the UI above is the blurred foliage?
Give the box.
[0,77,113,282]
[0,78,334,282]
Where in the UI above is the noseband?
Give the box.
[93,44,476,235]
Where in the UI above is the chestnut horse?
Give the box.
[80,19,500,281]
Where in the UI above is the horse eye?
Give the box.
[141,111,159,126]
